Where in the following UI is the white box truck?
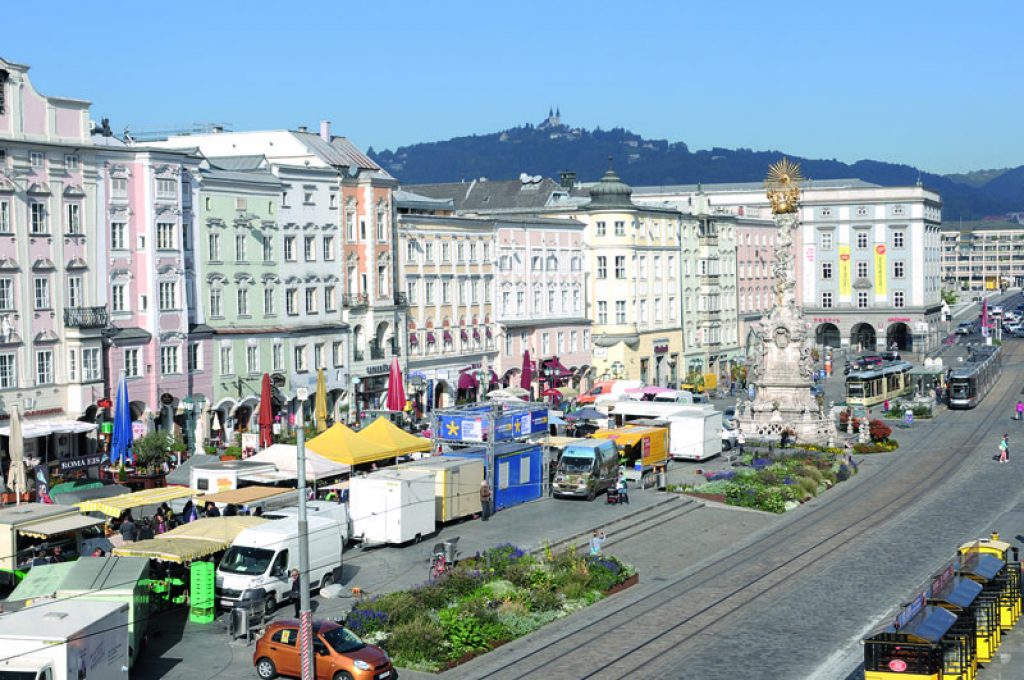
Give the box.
[0,600,129,680]
[263,501,350,543]
[396,456,484,523]
[350,469,436,546]
[612,400,723,461]
[216,515,344,615]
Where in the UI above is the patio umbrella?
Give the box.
[386,357,406,412]
[566,407,606,421]
[520,349,533,391]
[110,371,134,465]
[7,405,26,504]
[315,368,329,433]
[258,373,274,448]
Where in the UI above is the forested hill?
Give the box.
[369,119,1023,220]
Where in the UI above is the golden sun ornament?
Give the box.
[765,158,804,214]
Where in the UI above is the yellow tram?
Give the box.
[845,361,914,408]
[863,595,966,680]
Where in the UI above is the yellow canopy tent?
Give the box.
[112,537,225,563]
[76,486,195,518]
[305,423,397,466]
[162,516,267,544]
[358,417,431,456]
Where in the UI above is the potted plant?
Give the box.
[220,446,243,461]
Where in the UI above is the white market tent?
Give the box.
[244,444,350,483]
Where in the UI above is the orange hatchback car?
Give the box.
[254,619,397,680]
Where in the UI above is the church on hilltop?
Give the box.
[539,106,562,130]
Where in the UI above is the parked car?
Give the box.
[721,426,737,451]
[1011,327,1024,338]
[955,322,973,336]
[254,620,395,680]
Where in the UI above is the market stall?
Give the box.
[76,486,195,518]
[306,423,397,467]
[358,417,431,456]
[245,444,350,482]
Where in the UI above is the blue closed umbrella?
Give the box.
[111,371,134,465]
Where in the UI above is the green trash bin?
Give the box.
[189,562,215,624]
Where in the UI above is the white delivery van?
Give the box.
[216,515,343,615]
[350,469,436,546]
[0,600,129,680]
[263,501,350,543]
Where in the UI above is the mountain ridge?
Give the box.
[370,117,1023,220]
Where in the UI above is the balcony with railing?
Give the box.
[64,306,108,329]
[342,293,369,309]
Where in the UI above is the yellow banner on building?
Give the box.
[838,245,851,298]
[874,244,887,297]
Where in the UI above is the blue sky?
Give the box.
[6,0,1022,174]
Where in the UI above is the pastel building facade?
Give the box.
[0,56,105,467]
[397,191,498,408]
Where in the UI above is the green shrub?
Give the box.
[496,610,561,638]
[755,489,786,514]
[558,579,591,601]
[368,591,426,628]
[385,618,446,667]
[412,582,449,610]
[800,466,824,485]
[478,579,517,600]
[796,476,819,498]
[503,562,534,589]
[526,587,561,613]
[439,567,484,600]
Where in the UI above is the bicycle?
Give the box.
[428,537,460,581]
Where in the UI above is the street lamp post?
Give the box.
[351,377,362,428]
[294,387,313,680]
[180,397,194,468]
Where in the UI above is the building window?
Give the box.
[286,288,298,315]
[505,333,514,356]
[189,343,202,372]
[615,256,626,279]
[161,346,180,375]
[209,288,222,317]
[82,348,100,380]
[283,236,296,261]
[235,233,248,261]
[376,208,387,242]
[597,301,608,324]
[425,281,435,304]
[639,299,648,323]
[820,231,833,249]
[30,202,47,234]
[669,297,677,321]
[294,345,307,372]
[821,262,833,279]
[857,291,869,309]
[856,231,869,249]
[893,260,905,279]
[406,241,417,264]
[158,281,177,310]
[33,277,50,309]
[324,285,336,313]
[654,297,662,322]
[219,344,233,374]
[124,348,140,377]
[262,235,273,261]
[893,230,905,248]
[303,191,314,205]
[35,350,53,385]
[346,212,356,241]
[595,221,606,236]
[156,179,176,198]
[208,233,221,260]
[333,341,344,367]
[530,255,542,271]
[246,345,259,374]
[614,221,625,236]
[0,199,9,233]
[157,222,176,250]
[272,344,283,371]
[0,278,11,310]
[0,353,15,388]
[615,300,627,324]
[821,291,833,308]
[235,197,247,211]
[314,343,325,370]
[237,288,249,316]
[304,235,316,261]
[110,177,127,199]
[894,291,905,308]
[378,264,389,297]
[323,236,335,261]
[263,287,275,315]
[29,151,44,168]
[110,283,128,312]
[456,241,465,262]
[67,276,82,308]
[424,242,434,261]
[596,256,607,279]
[63,154,79,171]
[857,261,868,279]
[68,349,78,382]
[65,203,81,234]
[638,256,647,278]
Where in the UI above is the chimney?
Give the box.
[559,171,576,190]
[320,120,332,142]
[297,125,308,133]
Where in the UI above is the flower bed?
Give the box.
[678,449,858,514]
[346,543,637,673]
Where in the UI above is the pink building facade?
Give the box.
[735,216,781,350]
[95,144,210,431]
[493,217,592,394]
[0,57,106,469]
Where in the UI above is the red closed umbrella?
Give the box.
[520,349,533,391]
[258,373,274,449]
[386,357,406,412]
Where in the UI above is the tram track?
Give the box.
[462,342,1024,679]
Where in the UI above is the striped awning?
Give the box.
[112,537,226,563]
[76,486,194,517]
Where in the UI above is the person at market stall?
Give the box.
[290,569,302,616]
[119,512,138,543]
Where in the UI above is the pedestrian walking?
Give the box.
[479,479,493,521]
[616,475,629,505]
[589,531,606,556]
[883,399,890,413]
[736,430,745,456]
[998,435,1009,464]
[1016,401,1023,421]
[290,569,302,616]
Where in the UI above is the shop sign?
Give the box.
[59,455,103,472]
[812,317,840,324]
[887,317,911,323]
[929,561,955,597]
[653,344,669,354]
[894,592,926,630]
[160,393,175,406]
[365,364,389,375]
